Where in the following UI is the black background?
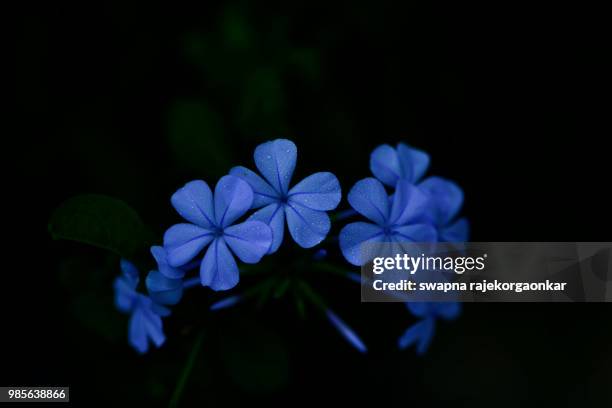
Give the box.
[10,1,611,406]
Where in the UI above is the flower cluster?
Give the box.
[112,139,467,356]
[339,142,468,354]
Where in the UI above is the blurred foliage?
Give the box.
[167,100,231,177]
[49,194,153,258]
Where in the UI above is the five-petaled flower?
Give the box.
[163,175,273,291]
[398,302,461,355]
[114,259,170,354]
[370,143,468,242]
[230,139,341,253]
[419,177,469,242]
[339,177,437,265]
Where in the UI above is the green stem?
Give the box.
[168,330,205,408]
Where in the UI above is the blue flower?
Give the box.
[325,309,367,353]
[163,175,273,291]
[230,139,341,253]
[370,143,430,186]
[145,270,183,306]
[419,177,469,242]
[370,143,469,242]
[339,178,437,265]
[114,260,170,354]
[398,302,461,355]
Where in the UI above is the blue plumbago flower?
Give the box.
[339,178,437,265]
[370,143,469,242]
[114,259,170,354]
[151,245,186,279]
[370,142,430,186]
[145,270,183,306]
[325,309,367,353]
[163,175,273,291]
[419,177,469,242]
[398,302,461,355]
[230,139,341,253]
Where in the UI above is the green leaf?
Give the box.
[167,100,231,176]
[48,194,151,257]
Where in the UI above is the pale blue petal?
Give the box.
[370,144,402,187]
[435,302,462,320]
[200,238,240,291]
[398,317,436,355]
[326,310,367,353]
[397,143,430,182]
[151,246,185,279]
[288,172,341,211]
[114,277,137,313]
[171,180,216,228]
[388,180,430,226]
[392,223,438,242]
[419,176,464,226]
[163,223,214,267]
[347,178,390,225]
[285,203,331,248]
[229,165,279,208]
[214,175,254,228]
[223,220,272,263]
[141,302,165,348]
[128,308,148,354]
[120,259,140,287]
[145,270,184,305]
[248,203,286,254]
[440,217,470,242]
[405,302,431,318]
[339,222,385,266]
[254,139,297,195]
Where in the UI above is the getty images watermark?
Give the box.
[360,242,612,302]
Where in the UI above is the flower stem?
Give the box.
[168,330,205,408]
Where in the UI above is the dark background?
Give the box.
[10,1,611,406]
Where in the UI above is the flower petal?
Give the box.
[145,270,184,305]
[326,310,367,353]
[285,203,331,248]
[200,238,240,291]
[151,246,185,279]
[370,144,402,187]
[347,178,390,225]
[397,143,430,182]
[254,139,297,195]
[171,180,216,228]
[128,308,148,354]
[388,180,430,226]
[440,217,469,242]
[288,172,341,211]
[435,302,462,320]
[398,317,435,355]
[229,166,279,208]
[141,303,165,348]
[248,203,286,254]
[114,277,137,313]
[223,220,272,263]
[339,222,385,266]
[163,223,214,267]
[419,176,464,226]
[405,302,431,318]
[214,175,254,228]
[392,224,438,242]
[120,259,140,286]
